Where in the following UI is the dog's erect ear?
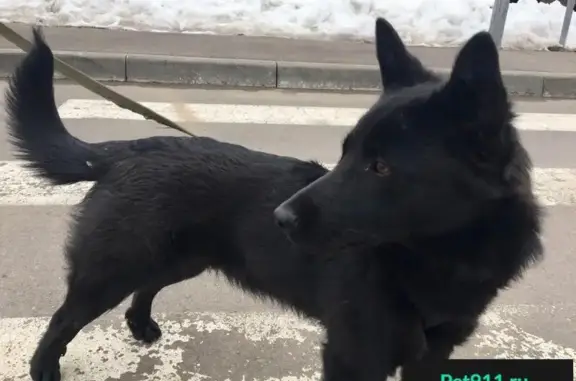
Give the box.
[375,17,436,92]
[448,32,504,90]
[444,31,508,116]
[437,30,511,137]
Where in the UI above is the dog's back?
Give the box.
[6,28,321,187]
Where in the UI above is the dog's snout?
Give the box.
[274,205,299,231]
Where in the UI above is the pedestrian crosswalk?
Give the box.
[1,307,574,380]
[56,99,576,132]
[3,99,576,207]
[1,93,576,380]
[2,161,575,206]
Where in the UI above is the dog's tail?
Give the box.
[5,27,105,185]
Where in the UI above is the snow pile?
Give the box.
[0,0,574,50]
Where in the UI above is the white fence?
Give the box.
[489,0,576,48]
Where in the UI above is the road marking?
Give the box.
[0,161,574,206]
[0,312,323,381]
[476,311,576,360]
[57,100,364,127]
[1,161,574,206]
[515,113,576,132]
[57,99,576,131]
[0,310,574,380]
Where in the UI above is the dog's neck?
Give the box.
[386,195,543,281]
[367,196,543,329]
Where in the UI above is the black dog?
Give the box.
[6,18,543,381]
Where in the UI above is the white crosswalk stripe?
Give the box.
[1,161,575,206]
[2,98,576,380]
[58,99,576,131]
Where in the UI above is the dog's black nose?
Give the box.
[274,205,299,231]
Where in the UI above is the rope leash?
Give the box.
[0,22,195,137]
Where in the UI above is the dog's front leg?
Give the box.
[321,315,424,381]
[321,299,427,381]
[399,319,479,380]
[320,333,399,381]
[321,340,356,381]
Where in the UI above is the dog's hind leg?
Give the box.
[125,257,209,344]
[29,207,166,380]
[29,270,143,381]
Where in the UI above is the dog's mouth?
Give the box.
[274,203,388,253]
[279,226,317,249]
[280,225,384,255]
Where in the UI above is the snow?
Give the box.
[0,0,574,50]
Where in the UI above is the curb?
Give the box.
[0,48,573,98]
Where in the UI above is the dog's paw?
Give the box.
[30,361,61,381]
[127,318,162,343]
[125,310,162,344]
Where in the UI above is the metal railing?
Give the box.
[488,0,576,49]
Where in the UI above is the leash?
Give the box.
[0,22,195,137]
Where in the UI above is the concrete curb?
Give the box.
[0,48,573,98]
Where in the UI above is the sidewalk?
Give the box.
[1,23,575,98]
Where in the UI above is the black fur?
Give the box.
[5,19,543,381]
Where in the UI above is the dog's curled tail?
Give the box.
[5,27,100,185]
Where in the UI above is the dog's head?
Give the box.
[274,18,530,251]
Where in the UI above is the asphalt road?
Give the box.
[0,83,575,380]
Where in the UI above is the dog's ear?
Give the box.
[443,31,509,125]
[375,17,436,92]
[437,31,513,167]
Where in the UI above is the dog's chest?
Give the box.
[387,255,498,323]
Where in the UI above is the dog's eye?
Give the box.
[369,160,391,177]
